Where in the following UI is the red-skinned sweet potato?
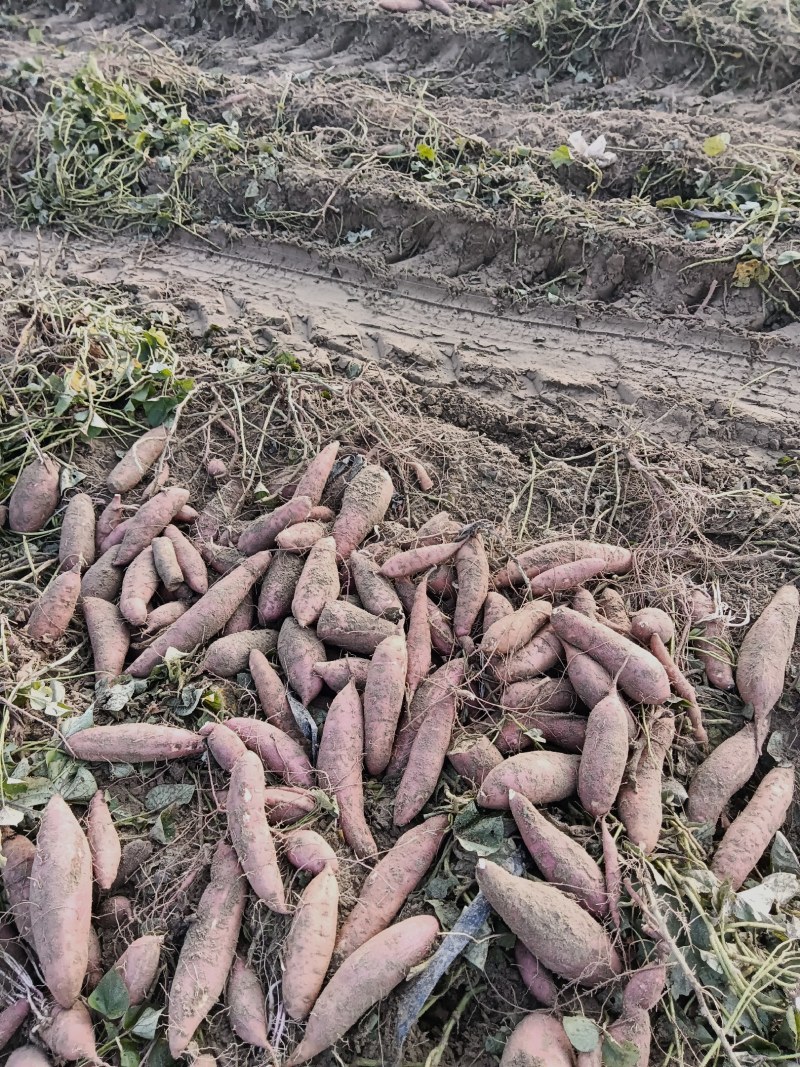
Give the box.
[162,524,208,595]
[448,735,504,785]
[481,601,552,657]
[686,722,760,826]
[276,520,327,551]
[227,750,287,912]
[152,535,183,593]
[689,588,735,691]
[282,827,339,874]
[578,687,630,817]
[264,787,316,823]
[364,634,408,776]
[227,955,270,1048]
[0,1000,29,1052]
[317,600,398,655]
[116,487,190,565]
[736,585,799,749]
[107,426,167,494]
[478,751,580,809]
[494,540,632,588]
[96,494,124,551]
[225,717,314,787]
[7,1049,52,1067]
[250,648,306,742]
[80,545,124,602]
[66,723,204,763]
[200,722,248,771]
[405,574,432,699]
[28,567,81,641]
[331,464,394,560]
[492,624,562,686]
[257,551,304,624]
[201,629,277,677]
[120,546,159,626]
[9,456,60,533]
[349,549,404,621]
[293,441,340,505]
[39,1001,96,1062]
[238,496,312,555]
[59,493,96,572]
[515,942,559,1008]
[1,835,35,942]
[617,713,675,853]
[82,597,130,682]
[313,656,370,692]
[293,535,340,626]
[278,616,326,705]
[483,590,513,632]
[630,607,674,644]
[454,534,490,639]
[499,1013,576,1067]
[87,790,121,891]
[113,934,164,1004]
[282,866,339,1020]
[387,657,465,780]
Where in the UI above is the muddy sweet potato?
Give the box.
[293,441,340,505]
[86,790,121,891]
[395,687,460,825]
[39,1001,96,1062]
[630,607,674,644]
[481,600,552,657]
[563,642,613,709]
[225,716,314,787]
[478,751,580,809]
[528,557,609,598]
[496,676,577,753]
[649,632,707,743]
[67,723,204,763]
[317,600,398,655]
[1,835,35,942]
[7,1049,52,1067]
[228,750,287,912]
[168,841,246,1056]
[162,524,208,595]
[200,722,248,771]
[276,520,328,551]
[282,827,339,874]
[201,629,277,677]
[736,585,799,749]
[278,616,326,705]
[250,648,306,742]
[80,545,124,602]
[283,866,339,1021]
[448,735,504,785]
[492,624,563,686]
[515,942,559,1008]
[27,567,81,641]
[82,597,130,682]
[143,600,188,634]
[151,535,183,593]
[623,959,668,1013]
[379,539,461,579]
[107,426,168,494]
[313,656,370,692]
[364,634,408,776]
[349,549,404,621]
[59,493,96,572]
[30,795,92,1007]
[607,1011,650,1067]
[617,712,675,853]
[292,535,340,626]
[238,496,313,555]
[483,590,513,632]
[453,534,490,639]
[686,722,760,826]
[405,574,432,699]
[578,687,630,817]
[264,786,316,823]
[113,934,164,1005]
[227,955,270,1048]
[0,1000,29,1052]
[499,1014,576,1067]
[9,456,60,533]
[387,657,465,780]
[332,464,394,560]
[601,818,622,931]
[120,546,159,626]
[96,494,124,551]
[495,540,632,588]
[689,588,735,691]
[116,487,190,565]
[258,551,305,624]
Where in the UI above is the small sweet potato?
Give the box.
[710,765,795,889]
[387,657,465,780]
[623,960,668,1013]
[276,520,328,551]
[317,681,376,859]
[283,866,339,1020]
[152,535,183,593]
[293,536,340,626]
[736,585,799,748]
[28,567,81,641]
[395,689,462,825]
[39,1001,96,1062]
[258,551,305,624]
[608,1010,651,1067]
[227,955,270,1048]
[162,524,208,595]
[107,426,168,494]
[96,494,125,552]
[59,493,96,572]
[9,456,60,533]
[578,687,630,817]
[379,539,461,579]
[80,545,124,602]
[313,656,370,692]
[82,597,129,682]
[563,641,612,709]
[649,632,707,743]
[483,590,513,632]
[7,1049,52,1067]
[364,634,408,776]
[250,648,306,742]
[85,925,102,992]
[448,735,504,785]
[454,534,490,639]
[515,942,559,1007]
[282,827,339,874]
[225,717,314,787]
[596,587,632,633]
[0,1000,29,1052]
[572,588,597,617]
[143,600,187,634]
[264,786,316,823]
[294,441,340,505]
[349,549,404,621]
[686,722,760,826]
[100,515,131,552]
[200,722,248,771]
[335,815,448,961]
[1,835,35,942]
[496,676,576,753]
[630,607,674,644]
[405,574,432,699]
[286,915,439,1066]
[481,600,552,658]
[87,790,121,891]
[30,795,92,1008]
[66,723,205,763]
[428,598,456,657]
[477,752,580,809]
[617,712,675,853]
[331,463,394,560]
[499,1013,576,1067]
[227,750,287,912]
[317,600,398,655]
[494,540,632,588]
[116,487,190,565]
[120,546,159,626]
[527,556,609,598]
[113,934,164,1005]
[202,629,277,677]
[689,588,734,691]
[476,859,621,987]
[492,624,563,685]
[201,541,245,574]
[278,616,326,705]
[413,513,459,545]
[238,496,313,555]
[97,895,133,931]
[168,841,246,1057]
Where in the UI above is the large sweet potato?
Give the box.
[66,723,204,763]
[9,456,60,533]
[107,426,168,493]
[736,585,799,748]
[331,463,394,560]
[227,750,287,912]
[59,493,96,572]
[282,867,339,1020]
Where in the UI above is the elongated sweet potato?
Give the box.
[476,859,621,987]
[143,600,187,634]
[527,557,608,598]
[510,791,606,917]
[162,524,208,595]
[563,642,612,709]
[82,597,129,682]
[168,841,246,1056]
[428,598,456,657]
[499,1014,576,1067]
[200,722,248,770]
[225,717,313,787]
[448,735,504,785]
[202,629,277,677]
[601,818,622,932]
[80,545,124,602]
[395,690,459,825]
[387,657,465,780]
[228,750,287,912]
[128,550,272,676]
[1,835,35,942]
[364,634,408,776]
[406,574,432,699]
[276,520,327,551]
[294,441,340,505]
[107,426,168,494]
[317,681,376,859]
[282,827,339,874]
[195,477,247,544]
[494,540,632,588]
[278,616,326,705]
[120,546,159,626]
[283,866,339,1020]
[96,494,124,551]
[454,534,490,639]
[492,624,563,685]
[258,551,304,624]
[686,722,760,826]
[59,493,96,572]
[7,1049,52,1067]
[227,955,270,1047]
[313,656,370,692]
[317,600,398,655]
[87,790,121,891]
[0,999,29,1052]
[335,815,448,961]
[350,549,404,621]
[30,795,92,1007]
[264,786,316,823]
[630,607,674,644]
[238,496,313,555]
[201,541,244,574]
[478,751,580,809]
[85,925,102,992]
[515,942,559,1007]
[116,487,190,565]
[379,539,461,579]
[250,648,306,742]
[649,633,707,743]
[496,677,577,753]
[736,585,799,748]
[39,1001,96,1062]
[617,712,675,853]
[483,590,513,632]
[66,723,204,763]
[481,600,552,657]
[113,934,164,1005]
[551,606,670,705]
[412,513,458,545]
[286,915,439,1066]
[332,464,394,560]
[710,765,795,889]
[578,688,630,817]
[689,588,734,691]
[151,535,183,593]
[292,536,340,626]
[28,567,81,641]
[9,456,60,533]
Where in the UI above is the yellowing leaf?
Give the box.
[416,143,436,162]
[66,367,86,394]
[550,144,572,169]
[108,108,127,122]
[703,133,730,157]
[733,260,770,288]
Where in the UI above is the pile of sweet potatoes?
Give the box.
[2,431,799,1067]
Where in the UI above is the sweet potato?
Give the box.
[596,588,631,633]
[630,607,674,644]
[509,791,606,917]
[578,687,630,817]
[495,540,632,588]
[332,463,394,560]
[114,934,164,1004]
[0,503,7,528]
[128,550,272,676]
[313,656,370,692]
[151,535,183,594]
[66,723,204,762]
[201,541,245,574]
[80,545,124,602]
[294,441,340,505]
[250,648,306,741]
[107,426,168,493]
[193,1057,217,1067]
[572,588,597,617]
[0,1000,29,1052]
[428,563,455,600]
[162,524,208,595]
[406,574,432,699]
[283,866,339,1020]
[264,786,316,823]
[309,506,335,522]
[86,790,121,891]
[736,585,799,749]
[477,751,580,809]
[528,557,609,598]
[497,676,576,741]
[206,457,226,480]
[282,827,339,874]
[292,536,340,626]
[617,712,675,853]
[364,634,408,776]
[448,735,504,785]
[27,567,81,641]
[601,818,622,931]
[686,722,760,826]
[225,717,314,787]
[515,942,559,1007]
[85,925,102,992]
[379,539,460,579]
[286,915,439,1066]
[483,591,513,632]
[227,955,270,1047]
[39,1001,96,1061]
[143,600,187,634]
[481,601,552,657]
[550,606,670,705]
[195,476,246,542]
[100,516,130,552]
[96,494,125,552]
[82,597,129,681]
[258,551,304,624]
[97,895,133,931]
[227,750,287,912]
[30,795,92,1007]
[492,624,563,685]
[710,765,795,889]
[317,681,376,859]
[413,513,459,545]
[350,549,404,621]
[120,545,159,626]
[278,616,326,705]
[428,598,456,657]
[9,456,60,533]
[607,1010,650,1067]
[623,960,668,1013]
[1,835,35,942]
[116,487,190,565]
[7,1049,52,1067]
[200,722,248,770]
[387,657,465,780]
[202,629,277,677]
[649,633,707,743]
[168,841,246,1056]
[563,642,612,709]
[238,496,312,555]
[335,815,448,961]
[59,493,96,572]
[499,1013,576,1067]
[454,534,490,639]
[689,588,735,691]
[276,520,327,551]
[317,600,398,655]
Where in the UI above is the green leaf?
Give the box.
[57,763,97,803]
[131,1005,163,1039]
[61,706,94,738]
[119,1042,141,1067]
[550,144,572,168]
[28,26,44,43]
[602,1035,642,1067]
[775,250,800,267]
[88,969,131,1020]
[453,801,507,856]
[655,195,685,209]
[772,831,800,875]
[145,783,194,812]
[147,1037,177,1067]
[703,133,730,157]
[563,1016,602,1053]
[150,809,176,844]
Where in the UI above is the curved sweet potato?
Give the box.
[317,600,398,655]
[294,441,340,505]
[0,999,29,1052]
[448,735,504,786]
[1,835,35,942]
[80,545,124,602]
[736,585,799,748]
[283,866,339,1020]
[527,557,609,598]
[481,601,551,657]
[143,600,188,634]
[282,827,339,874]
[276,520,328,551]
[250,648,305,742]
[66,723,204,763]
[200,722,248,771]
[201,629,277,677]
[292,536,340,626]
[119,546,159,626]
[578,688,630,817]
[477,752,580,809]
[453,534,490,639]
[227,750,287,912]
[278,616,326,705]
[689,588,734,691]
[237,496,312,555]
[364,634,408,776]
[497,710,587,756]
[617,712,675,853]
[87,790,121,891]
[494,540,632,588]
[313,656,370,692]
[257,551,304,624]
[349,549,404,621]
[82,597,130,682]
[331,463,394,560]
[649,633,707,743]
[162,524,208,595]
[39,1001,96,1062]
[387,657,465,780]
[264,786,316,823]
[499,1013,576,1067]
[492,624,563,685]
[107,426,168,493]
[9,456,60,533]
[515,942,559,1007]
[28,568,81,641]
[563,641,612,709]
[227,955,270,1047]
[686,722,760,826]
[394,681,460,826]
[572,588,597,617]
[225,717,313,787]
[59,493,96,572]
[113,934,164,1004]
[116,487,190,565]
